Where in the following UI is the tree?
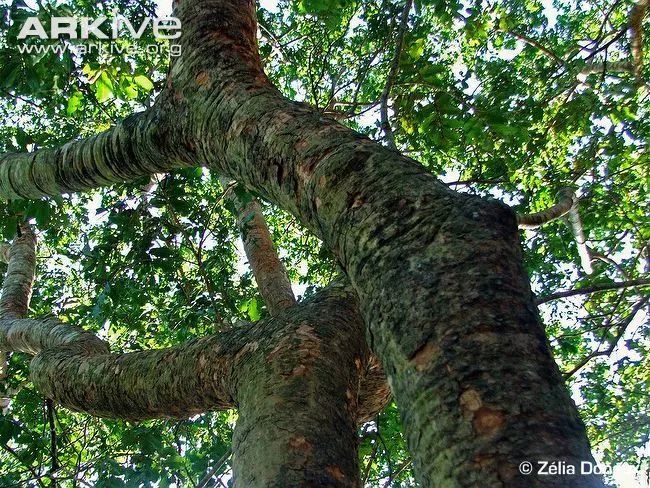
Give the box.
[0,0,648,486]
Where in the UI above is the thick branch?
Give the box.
[0,223,37,391]
[0,236,386,422]
[0,224,36,319]
[0,110,182,200]
[536,278,650,305]
[2,286,380,420]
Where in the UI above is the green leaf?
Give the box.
[247,297,262,321]
[0,60,21,89]
[95,78,113,103]
[66,91,83,115]
[134,75,154,92]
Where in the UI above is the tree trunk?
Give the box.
[0,0,604,485]
[169,1,601,485]
[232,286,365,487]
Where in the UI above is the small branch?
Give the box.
[567,205,593,274]
[517,188,576,229]
[382,458,412,487]
[579,60,633,75]
[361,440,380,485]
[221,178,296,316]
[1,442,47,488]
[380,0,413,149]
[563,296,649,378]
[536,278,650,305]
[46,398,58,486]
[506,30,565,66]
[517,188,594,274]
[629,0,649,83]
[196,448,231,488]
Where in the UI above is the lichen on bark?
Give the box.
[0,0,605,485]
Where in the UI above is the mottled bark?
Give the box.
[0,224,36,319]
[221,177,296,315]
[0,0,603,486]
[169,2,601,485]
[232,286,364,487]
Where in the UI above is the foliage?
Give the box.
[0,0,648,485]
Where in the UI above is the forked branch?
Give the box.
[0,228,386,422]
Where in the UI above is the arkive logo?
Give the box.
[17,13,181,40]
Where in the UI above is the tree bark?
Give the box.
[0,224,36,319]
[231,285,365,487]
[0,111,182,199]
[221,177,297,315]
[0,230,385,486]
[0,0,603,485]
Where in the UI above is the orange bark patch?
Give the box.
[459,389,482,415]
[472,406,505,436]
[473,453,496,469]
[195,71,211,88]
[410,342,439,371]
[294,139,309,151]
[266,335,292,362]
[288,436,312,454]
[326,466,346,481]
[289,364,308,377]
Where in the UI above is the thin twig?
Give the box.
[536,278,650,305]
[196,448,232,488]
[379,0,413,149]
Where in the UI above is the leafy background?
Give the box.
[0,0,648,486]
